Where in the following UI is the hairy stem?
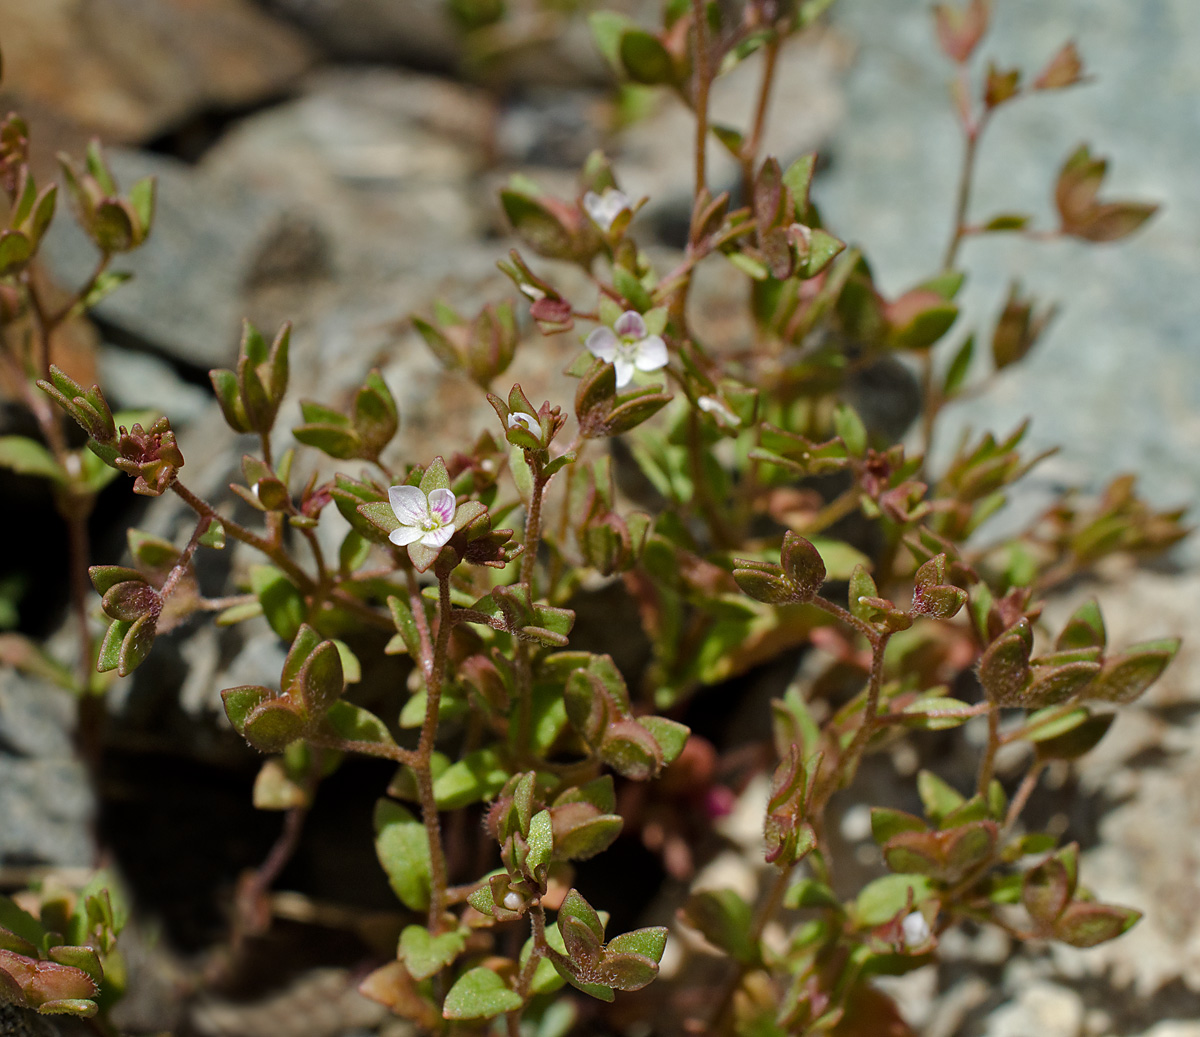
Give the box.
[740,37,780,191]
[976,705,1000,795]
[414,572,454,931]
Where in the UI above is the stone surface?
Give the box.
[0,669,94,867]
[818,0,1200,558]
[257,0,625,86]
[41,147,308,371]
[0,0,313,143]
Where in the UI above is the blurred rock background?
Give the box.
[0,0,1196,1034]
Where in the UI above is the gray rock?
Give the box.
[40,148,307,371]
[818,0,1200,554]
[984,981,1085,1037]
[0,670,94,867]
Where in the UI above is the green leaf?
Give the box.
[637,715,689,765]
[433,747,510,809]
[680,889,757,965]
[399,925,466,981]
[220,685,272,735]
[855,873,934,926]
[943,334,975,396]
[901,696,974,730]
[917,770,964,825]
[295,639,344,715]
[606,926,667,963]
[374,800,432,912]
[527,808,554,875]
[242,698,306,752]
[96,618,131,673]
[834,403,867,456]
[442,967,522,1020]
[588,10,634,71]
[784,879,842,911]
[117,612,156,677]
[324,701,396,746]
[250,565,306,640]
[619,29,675,85]
[0,436,66,482]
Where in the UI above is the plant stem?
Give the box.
[414,572,453,932]
[170,480,315,592]
[943,109,987,272]
[689,0,712,230]
[976,705,1000,794]
[740,36,780,191]
[837,629,891,784]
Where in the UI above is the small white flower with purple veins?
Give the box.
[585,310,668,388]
[582,187,630,231]
[387,484,457,549]
[507,412,541,436]
[901,910,931,948]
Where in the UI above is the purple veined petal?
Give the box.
[507,412,541,435]
[613,357,635,388]
[420,523,456,549]
[427,487,457,525]
[389,525,425,547]
[633,334,668,371]
[389,484,428,526]
[614,310,646,339]
[586,326,618,362]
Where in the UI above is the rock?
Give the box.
[0,0,313,144]
[0,668,94,867]
[98,346,217,427]
[984,981,1085,1037]
[189,967,387,1037]
[40,147,311,371]
[258,0,623,86]
[817,0,1200,555]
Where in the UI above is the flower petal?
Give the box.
[427,487,457,525]
[389,525,425,546]
[420,524,456,549]
[586,326,618,362]
[614,310,646,339]
[633,334,668,371]
[388,484,428,526]
[507,412,541,435]
[582,191,607,227]
[613,358,635,388]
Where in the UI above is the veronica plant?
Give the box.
[2,1,1187,1034]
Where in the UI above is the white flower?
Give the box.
[387,484,457,549]
[507,412,541,436]
[503,891,523,911]
[698,395,741,427]
[583,187,630,231]
[585,310,668,388]
[901,910,931,948]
